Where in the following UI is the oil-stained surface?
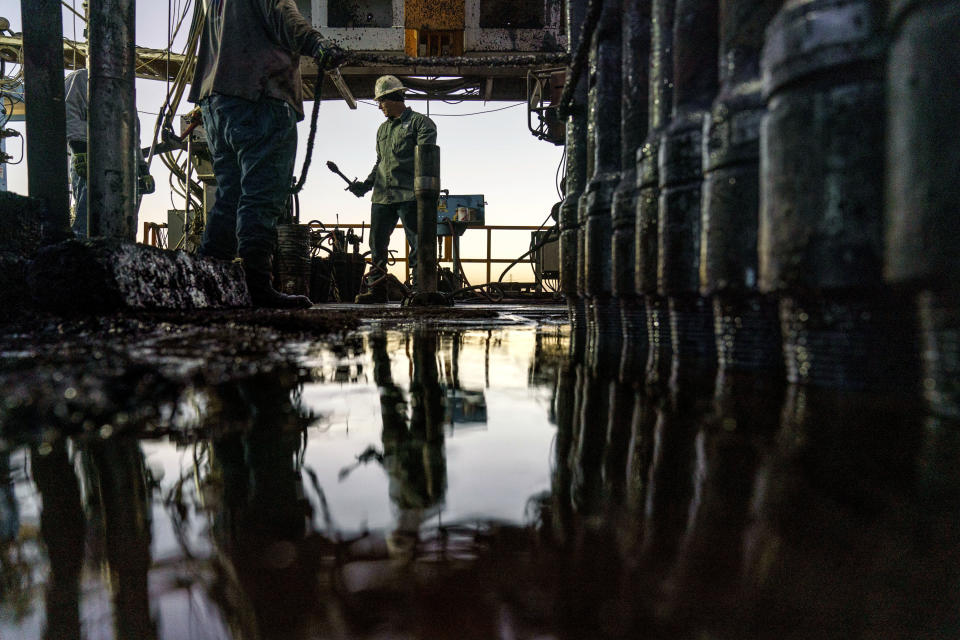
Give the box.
[0,307,957,639]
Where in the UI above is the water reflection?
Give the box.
[1,321,959,637]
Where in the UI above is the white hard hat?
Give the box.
[374,75,405,101]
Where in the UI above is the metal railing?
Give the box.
[143,221,556,285]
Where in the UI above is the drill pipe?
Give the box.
[414,144,441,298]
[561,0,591,356]
[612,0,653,366]
[581,0,623,370]
[761,0,916,390]
[700,0,783,374]
[88,0,138,240]
[636,0,677,390]
[886,1,960,412]
[658,0,719,371]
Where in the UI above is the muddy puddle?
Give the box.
[0,309,958,639]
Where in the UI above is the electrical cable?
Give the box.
[291,67,325,194]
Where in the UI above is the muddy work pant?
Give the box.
[369,201,418,286]
[70,164,88,238]
[198,93,297,272]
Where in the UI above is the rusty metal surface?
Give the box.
[20,0,71,241]
[404,0,465,29]
[351,51,569,66]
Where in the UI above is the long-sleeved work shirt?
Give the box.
[189,0,325,120]
[364,107,438,205]
[64,68,87,147]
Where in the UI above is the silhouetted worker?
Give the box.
[348,75,437,303]
[189,0,346,308]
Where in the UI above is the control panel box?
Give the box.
[437,194,485,237]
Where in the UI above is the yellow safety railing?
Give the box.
[143,222,556,285]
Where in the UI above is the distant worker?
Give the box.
[64,68,89,238]
[347,75,437,304]
[64,67,154,240]
[189,0,347,309]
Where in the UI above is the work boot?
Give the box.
[245,267,312,309]
[355,282,387,304]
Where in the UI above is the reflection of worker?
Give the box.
[348,76,437,303]
[369,332,446,558]
[189,0,346,308]
[64,68,153,239]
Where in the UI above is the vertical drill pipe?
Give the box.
[414,144,441,294]
[761,0,917,390]
[561,0,590,342]
[581,0,623,370]
[658,0,719,371]
[887,1,960,412]
[612,0,653,372]
[88,0,138,240]
[636,0,677,389]
[20,0,71,241]
[700,0,783,374]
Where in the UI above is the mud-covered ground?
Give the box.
[0,304,526,443]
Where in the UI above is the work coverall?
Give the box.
[189,0,332,279]
[64,68,149,239]
[358,107,438,286]
[64,69,88,237]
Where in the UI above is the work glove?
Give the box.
[348,180,371,197]
[138,173,156,196]
[311,35,349,70]
[71,151,87,177]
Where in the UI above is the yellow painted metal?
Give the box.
[404,0,465,30]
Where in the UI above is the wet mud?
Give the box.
[0,306,957,639]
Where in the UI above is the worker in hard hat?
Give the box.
[348,75,438,304]
[189,0,347,309]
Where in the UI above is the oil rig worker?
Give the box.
[64,67,154,240]
[189,0,346,308]
[348,75,437,304]
[64,68,89,238]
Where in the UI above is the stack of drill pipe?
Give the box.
[886,0,960,422]
[700,0,783,376]
[580,0,623,371]
[657,0,719,379]
[760,0,917,391]
[276,224,311,297]
[635,0,677,391]
[561,0,591,358]
[612,0,653,381]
